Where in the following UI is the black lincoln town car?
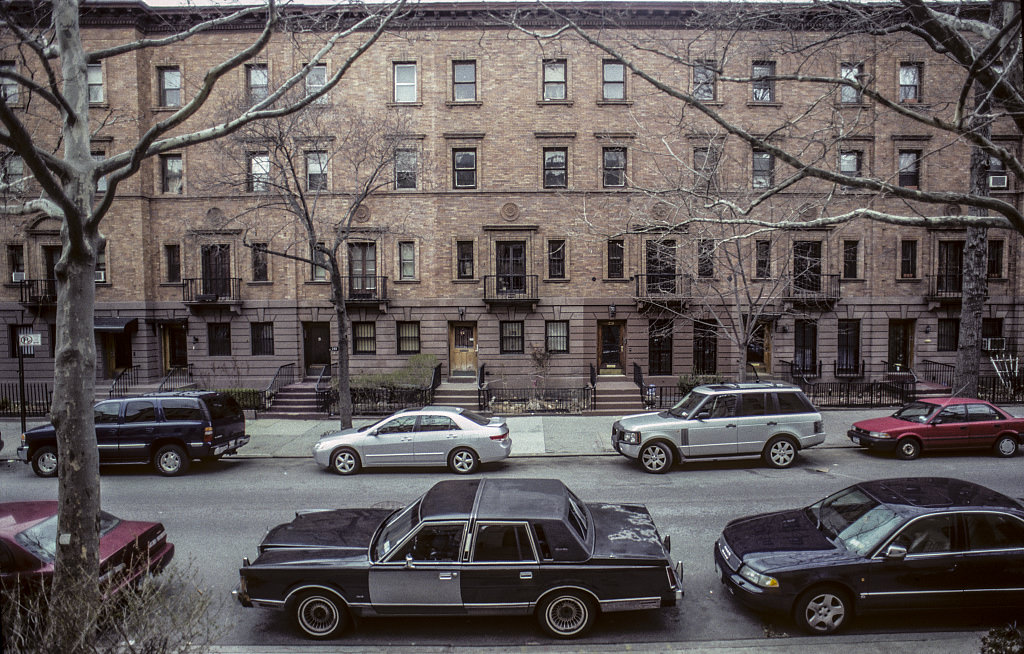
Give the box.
[714,477,1024,634]
[234,478,682,639]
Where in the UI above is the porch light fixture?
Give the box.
[458,306,466,320]
[608,304,616,318]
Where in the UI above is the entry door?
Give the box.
[449,323,478,375]
[888,320,914,369]
[496,241,525,293]
[302,321,331,376]
[164,324,188,371]
[200,244,230,297]
[598,321,625,373]
[102,333,133,377]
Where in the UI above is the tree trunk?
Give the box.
[330,270,353,429]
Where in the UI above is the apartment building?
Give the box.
[1,2,1020,392]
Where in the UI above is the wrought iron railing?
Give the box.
[264,362,297,411]
[784,273,841,304]
[108,365,141,398]
[783,359,823,379]
[633,274,691,301]
[157,364,194,391]
[0,383,52,417]
[182,277,242,303]
[342,276,388,302]
[479,386,594,414]
[483,275,538,302]
[927,273,963,299]
[834,359,865,378]
[916,359,955,388]
[18,278,57,303]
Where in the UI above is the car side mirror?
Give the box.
[695,411,710,421]
[883,544,907,561]
[404,553,415,569]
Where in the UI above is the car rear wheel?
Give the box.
[448,447,479,474]
[537,589,596,639]
[154,444,190,476]
[639,442,673,474]
[330,448,361,475]
[994,435,1019,458]
[763,436,798,469]
[794,585,852,634]
[292,590,348,640]
[31,446,58,478]
[896,437,921,460]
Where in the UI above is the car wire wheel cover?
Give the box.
[296,594,341,638]
[543,593,590,637]
[800,590,847,633]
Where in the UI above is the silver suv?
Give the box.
[612,382,825,473]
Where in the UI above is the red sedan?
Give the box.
[848,397,1024,460]
[0,501,174,594]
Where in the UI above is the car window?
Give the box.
[204,394,243,421]
[16,511,120,563]
[776,392,813,414]
[161,398,203,421]
[706,394,737,419]
[738,393,768,417]
[893,401,939,423]
[890,515,957,554]
[814,487,902,556]
[669,391,708,418]
[418,415,458,432]
[933,404,967,425]
[472,523,536,562]
[377,416,418,434]
[94,402,121,424]
[374,499,421,561]
[966,513,1024,551]
[459,409,491,426]
[391,523,466,563]
[966,404,1002,422]
[123,401,156,423]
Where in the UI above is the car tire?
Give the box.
[31,446,58,478]
[448,447,479,474]
[291,589,348,640]
[993,435,1019,458]
[895,437,921,460]
[153,444,190,476]
[794,585,852,635]
[639,442,673,474]
[763,436,798,469]
[537,589,596,639]
[330,448,361,475]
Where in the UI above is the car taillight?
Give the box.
[489,432,508,441]
[204,426,213,444]
[814,421,823,433]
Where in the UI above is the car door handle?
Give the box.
[766,421,777,426]
[438,572,457,580]
[726,424,736,429]
[520,571,533,580]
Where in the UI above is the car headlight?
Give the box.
[620,430,640,444]
[869,431,892,439]
[738,564,779,588]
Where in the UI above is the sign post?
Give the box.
[17,332,41,434]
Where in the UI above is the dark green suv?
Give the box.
[17,391,248,477]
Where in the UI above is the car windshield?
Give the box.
[668,391,708,418]
[892,401,939,423]
[372,498,421,562]
[16,512,121,563]
[809,487,903,556]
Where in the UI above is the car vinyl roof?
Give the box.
[860,477,1020,510]
[419,478,571,522]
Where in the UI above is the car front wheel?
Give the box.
[537,589,596,639]
[330,448,361,475]
[31,446,58,478]
[896,437,921,460]
[292,590,348,640]
[994,434,1019,458]
[154,444,190,476]
[794,585,852,634]
[763,436,798,469]
[639,442,673,474]
[448,447,479,474]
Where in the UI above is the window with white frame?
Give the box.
[247,64,268,103]
[92,151,107,193]
[603,147,626,187]
[898,149,921,188]
[398,241,416,280]
[397,321,420,354]
[456,241,474,279]
[0,62,18,102]
[312,242,328,280]
[160,154,183,193]
[453,149,477,189]
[395,149,417,190]
[542,59,566,101]
[306,64,327,103]
[543,148,567,188]
[306,151,327,191]
[453,60,476,102]
[1,153,25,192]
[353,321,376,354]
[394,62,417,103]
[751,61,775,102]
[248,152,269,192]
[899,63,921,102]
[158,66,181,107]
[546,321,569,354]
[840,150,862,181]
[840,62,863,103]
[752,149,774,188]
[500,321,524,354]
[602,60,625,101]
[693,61,716,101]
[87,64,104,103]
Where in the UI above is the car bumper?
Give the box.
[16,445,28,462]
[479,436,513,463]
[611,434,641,459]
[232,584,253,608]
[212,435,250,456]
[800,432,827,448]
[713,540,792,614]
[847,430,898,451]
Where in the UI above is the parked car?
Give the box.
[848,397,1024,460]
[0,501,174,595]
[234,478,682,639]
[17,391,248,477]
[313,406,510,475]
[714,477,1024,634]
[612,382,825,473]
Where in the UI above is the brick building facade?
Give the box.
[1,2,1020,394]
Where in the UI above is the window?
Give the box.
[251,243,268,282]
[840,150,862,182]
[966,513,1024,551]
[165,244,180,283]
[607,239,624,279]
[543,148,567,188]
[697,239,715,278]
[751,61,775,102]
[87,64,103,103]
[898,150,921,188]
[398,241,415,280]
[891,515,955,555]
[793,241,823,292]
[500,321,524,354]
[246,64,268,103]
[123,401,157,424]
[456,241,474,279]
[95,251,106,283]
[840,62,863,103]
[397,321,420,354]
[987,240,1004,278]
[752,149,774,188]
[453,60,476,102]
[250,322,274,356]
[453,148,477,188]
[693,61,716,101]
[349,242,376,293]
[649,319,673,375]
[693,146,720,192]
[602,60,625,100]
[937,318,959,351]
[900,240,918,278]
[899,63,921,102]
[542,59,566,101]
[395,149,417,190]
[158,66,181,107]
[982,318,1003,340]
[92,152,107,193]
[9,325,34,358]
[603,147,626,187]
[306,151,327,191]
[547,239,566,279]
[312,242,329,281]
[1,153,24,191]
[8,244,24,280]
[160,154,183,193]
[693,321,717,374]
[837,319,861,375]
[546,320,569,354]
[393,523,465,563]
[794,320,817,375]
[248,152,269,192]
[305,63,327,102]
[353,321,376,355]
[162,398,203,422]
[473,524,535,562]
[989,155,1008,189]
[646,240,677,293]
[0,62,18,102]
[207,322,231,357]
[842,240,859,279]
[394,62,416,103]
[755,240,771,278]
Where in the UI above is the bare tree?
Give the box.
[0,0,405,647]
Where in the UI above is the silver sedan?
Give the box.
[312,406,511,475]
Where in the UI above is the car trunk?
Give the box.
[587,503,670,560]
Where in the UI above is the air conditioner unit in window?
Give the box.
[11,271,25,282]
[989,175,1008,189]
[94,269,106,283]
[982,337,1006,351]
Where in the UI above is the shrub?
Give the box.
[677,373,725,394]
[982,623,1024,654]
[352,354,438,389]
[215,388,264,409]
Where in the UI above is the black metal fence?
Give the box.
[317,365,443,415]
[479,386,594,414]
[0,383,53,417]
[798,381,917,407]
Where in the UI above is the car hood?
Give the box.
[722,508,839,566]
[615,412,682,431]
[259,507,394,554]
[588,503,670,561]
[853,416,915,433]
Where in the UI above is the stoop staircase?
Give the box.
[433,378,480,412]
[589,377,645,416]
[262,380,323,419]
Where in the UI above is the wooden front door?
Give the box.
[888,319,915,369]
[449,322,477,376]
[162,324,188,372]
[303,321,331,376]
[598,321,626,374]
